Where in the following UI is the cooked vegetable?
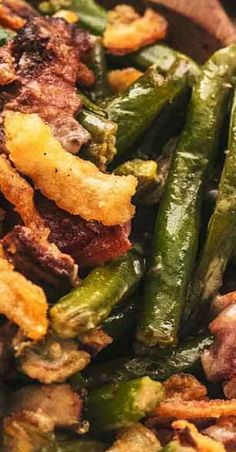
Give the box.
[39,0,107,35]
[114,159,161,205]
[108,68,143,94]
[0,26,14,46]
[17,335,90,384]
[137,44,236,347]
[87,377,165,432]
[86,36,109,102]
[0,247,48,340]
[103,5,167,56]
[185,87,236,327]
[131,44,199,80]
[50,250,145,338]
[107,61,192,158]
[107,423,161,452]
[103,298,137,342]
[84,333,213,389]
[5,111,137,226]
[79,108,117,170]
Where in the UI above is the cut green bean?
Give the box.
[107,61,192,159]
[84,333,213,389]
[0,27,14,46]
[86,36,109,102]
[185,87,236,328]
[79,108,117,169]
[39,0,107,35]
[50,251,145,339]
[87,377,164,432]
[137,44,236,347]
[114,159,161,204]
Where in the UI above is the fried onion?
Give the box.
[5,111,137,226]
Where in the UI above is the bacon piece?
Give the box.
[201,301,236,383]
[79,329,113,355]
[0,246,48,340]
[0,0,37,31]
[103,5,167,55]
[2,225,77,292]
[36,194,132,268]
[0,16,94,153]
[5,112,137,226]
[10,384,82,429]
[203,417,236,451]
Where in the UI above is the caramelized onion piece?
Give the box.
[5,112,137,226]
[104,6,167,55]
[173,420,226,452]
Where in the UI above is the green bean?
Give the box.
[114,159,161,204]
[137,44,236,347]
[39,0,107,35]
[50,251,145,339]
[0,27,14,46]
[86,37,109,102]
[84,333,213,389]
[87,377,164,432]
[78,108,117,169]
[107,61,191,159]
[185,87,236,328]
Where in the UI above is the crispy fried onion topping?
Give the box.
[0,155,48,238]
[0,0,36,31]
[172,420,226,452]
[0,246,48,340]
[108,68,143,94]
[153,399,236,421]
[103,5,167,55]
[163,374,208,402]
[17,335,90,384]
[108,424,161,452]
[5,111,137,226]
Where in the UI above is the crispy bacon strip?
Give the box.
[103,5,167,55]
[153,399,236,420]
[0,155,48,238]
[5,112,137,226]
[0,17,94,153]
[0,246,48,340]
[36,194,132,268]
[108,68,143,94]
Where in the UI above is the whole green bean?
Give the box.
[84,333,213,389]
[107,61,192,158]
[137,44,236,347]
[50,251,145,339]
[185,87,236,328]
[87,377,164,432]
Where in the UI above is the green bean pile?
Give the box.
[1,0,236,450]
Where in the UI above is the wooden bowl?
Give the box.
[99,0,236,63]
